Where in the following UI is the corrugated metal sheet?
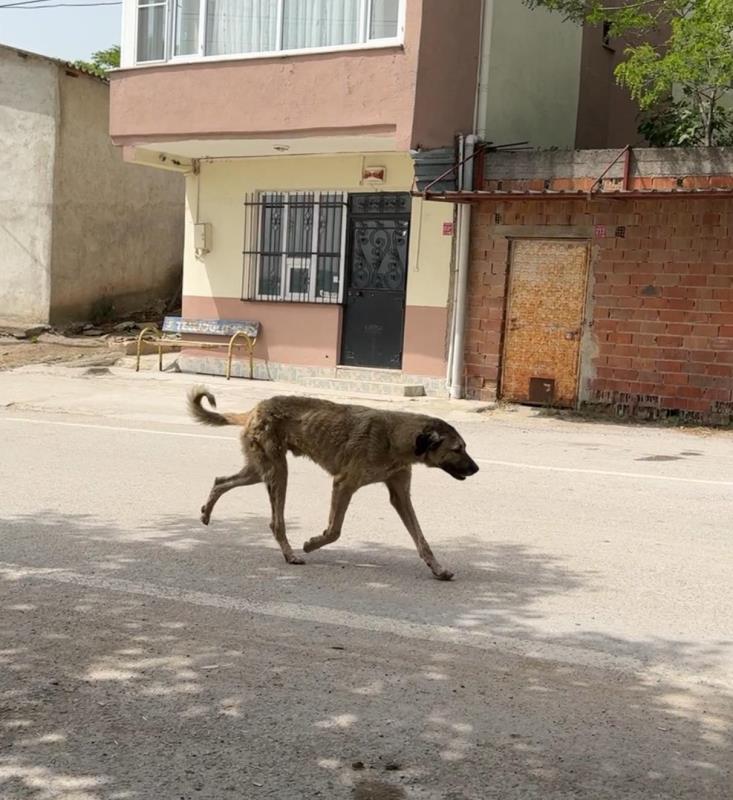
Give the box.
[418,188,733,202]
[411,147,457,193]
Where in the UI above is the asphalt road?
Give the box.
[1,367,731,799]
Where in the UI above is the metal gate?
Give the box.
[501,239,590,407]
[340,193,411,369]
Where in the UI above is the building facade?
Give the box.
[421,148,733,425]
[110,0,639,394]
[0,45,184,327]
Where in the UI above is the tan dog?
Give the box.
[189,387,479,580]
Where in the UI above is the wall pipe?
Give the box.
[449,134,476,400]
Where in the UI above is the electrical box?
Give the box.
[194,223,212,254]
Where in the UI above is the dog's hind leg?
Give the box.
[386,469,453,581]
[264,457,304,565]
[200,464,261,525]
[303,477,355,553]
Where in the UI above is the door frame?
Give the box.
[338,192,412,370]
[499,236,591,408]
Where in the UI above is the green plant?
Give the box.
[73,45,120,79]
[524,0,733,146]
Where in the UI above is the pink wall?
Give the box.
[183,296,341,367]
[110,1,480,151]
[183,296,448,376]
[402,305,448,377]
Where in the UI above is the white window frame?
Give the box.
[134,0,170,64]
[124,0,406,68]
[253,191,348,305]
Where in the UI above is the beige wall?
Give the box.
[50,70,184,322]
[182,152,453,375]
[0,48,57,325]
[481,1,583,148]
[183,153,450,308]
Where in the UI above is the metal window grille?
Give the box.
[242,191,348,304]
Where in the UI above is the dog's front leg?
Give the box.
[200,465,262,525]
[303,477,354,553]
[386,470,453,581]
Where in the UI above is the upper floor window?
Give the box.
[134,0,403,64]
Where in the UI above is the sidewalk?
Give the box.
[0,357,494,428]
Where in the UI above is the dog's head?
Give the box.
[414,419,479,481]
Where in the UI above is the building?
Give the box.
[419,147,733,425]
[110,0,639,395]
[0,45,184,327]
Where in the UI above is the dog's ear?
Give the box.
[415,428,443,456]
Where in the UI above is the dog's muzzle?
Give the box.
[443,459,479,481]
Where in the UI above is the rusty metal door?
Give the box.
[501,239,589,407]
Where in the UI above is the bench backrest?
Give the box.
[162,317,260,338]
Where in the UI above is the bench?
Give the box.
[135,317,260,379]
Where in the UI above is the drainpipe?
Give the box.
[445,135,466,389]
[449,135,476,400]
[474,0,494,139]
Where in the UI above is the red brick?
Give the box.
[661,372,688,387]
[685,336,713,350]
[613,369,640,381]
[689,350,716,363]
[607,356,633,368]
[706,363,733,377]
[680,274,709,287]
[676,385,705,399]
[655,335,683,348]
[631,333,657,347]
[606,333,633,345]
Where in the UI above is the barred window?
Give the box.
[243,192,348,304]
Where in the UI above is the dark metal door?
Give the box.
[340,193,411,369]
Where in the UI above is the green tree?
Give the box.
[73,45,120,79]
[524,0,733,146]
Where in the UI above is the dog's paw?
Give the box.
[302,539,316,553]
[286,554,306,565]
[433,568,454,581]
[200,506,211,526]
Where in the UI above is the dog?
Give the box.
[188,386,479,580]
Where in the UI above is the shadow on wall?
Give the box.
[0,511,730,798]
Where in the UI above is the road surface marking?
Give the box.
[2,416,731,488]
[0,560,642,673]
[473,458,733,487]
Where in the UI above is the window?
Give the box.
[134,0,403,63]
[174,0,201,56]
[243,192,347,303]
[137,0,167,62]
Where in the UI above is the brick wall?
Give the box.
[465,196,733,424]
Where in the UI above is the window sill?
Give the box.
[118,38,405,72]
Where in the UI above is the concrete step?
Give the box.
[334,367,412,384]
[301,377,426,397]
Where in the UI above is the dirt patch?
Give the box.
[352,780,406,800]
[0,340,112,370]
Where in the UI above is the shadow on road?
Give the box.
[0,511,730,799]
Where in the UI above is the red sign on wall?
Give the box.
[442,222,454,236]
[594,224,607,238]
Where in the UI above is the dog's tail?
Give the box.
[188,385,243,427]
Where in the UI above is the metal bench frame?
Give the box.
[135,317,260,380]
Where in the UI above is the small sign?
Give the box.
[442,222,454,236]
[594,224,607,238]
[362,166,386,183]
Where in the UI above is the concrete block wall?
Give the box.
[466,196,733,424]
